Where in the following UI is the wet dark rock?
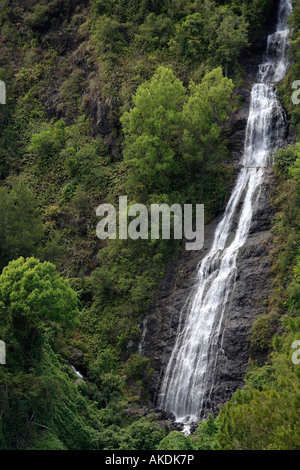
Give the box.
[141,174,275,417]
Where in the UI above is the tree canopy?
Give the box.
[0,257,79,332]
[0,182,44,271]
[121,66,233,198]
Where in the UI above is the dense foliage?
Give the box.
[1,0,299,452]
[121,66,233,199]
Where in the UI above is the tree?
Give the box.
[134,13,175,51]
[169,13,207,62]
[207,6,249,70]
[0,182,44,270]
[169,3,249,70]
[193,414,219,450]
[157,431,194,450]
[290,156,300,183]
[121,66,186,195]
[217,374,300,450]
[93,15,126,57]
[0,257,79,364]
[275,144,300,174]
[91,0,174,23]
[124,419,165,450]
[121,66,233,198]
[0,186,9,269]
[182,67,234,168]
[0,257,79,329]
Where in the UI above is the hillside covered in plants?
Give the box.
[0,0,299,450]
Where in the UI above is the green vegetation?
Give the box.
[1,0,299,452]
[157,431,195,451]
[278,0,300,135]
[0,182,44,270]
[121,66,233,200]
[157,415,219,450]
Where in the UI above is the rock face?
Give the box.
[201,169,276,415]
[141,167,275,416]
[140,1,292,420]
[140,48,285,417]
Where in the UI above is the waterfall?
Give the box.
[158,0,291,425]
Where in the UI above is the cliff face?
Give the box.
[140,5,291,415]
[141,166,276,417]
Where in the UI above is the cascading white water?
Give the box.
[158,0,291,425]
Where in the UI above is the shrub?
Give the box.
[275,144,300,175]
[157,431,194,450]
[0,182,44,270]
[0,257,79,339]
[28,119,66,166]
[250,315,278,355]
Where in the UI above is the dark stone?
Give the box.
[68,347,85,371]
[141,169,275,418]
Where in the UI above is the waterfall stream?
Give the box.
[158,0,291,425]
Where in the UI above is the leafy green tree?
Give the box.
[240,0,274,41]
[157,431,194,450]
[193,414,219,450]
[98,373,125,407]
[182,67,234,169]
[0,257,79,364]
[169,12,207,62]
[123,419,165,450]
[0,182,44,270]
[290,155,300,183]
[169,3,248,69]
[121,66,186,195]
[275,144,300,174]
[0,186,9,268]
[286,255,300,315]
[209,8,249,70]
[0,257,79,329]
[134,13,175,51]
[98,417,165,450]
[93,15,126,57]
[217,366,300,450]
[91,0,176,23]
[121,66,233,198]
